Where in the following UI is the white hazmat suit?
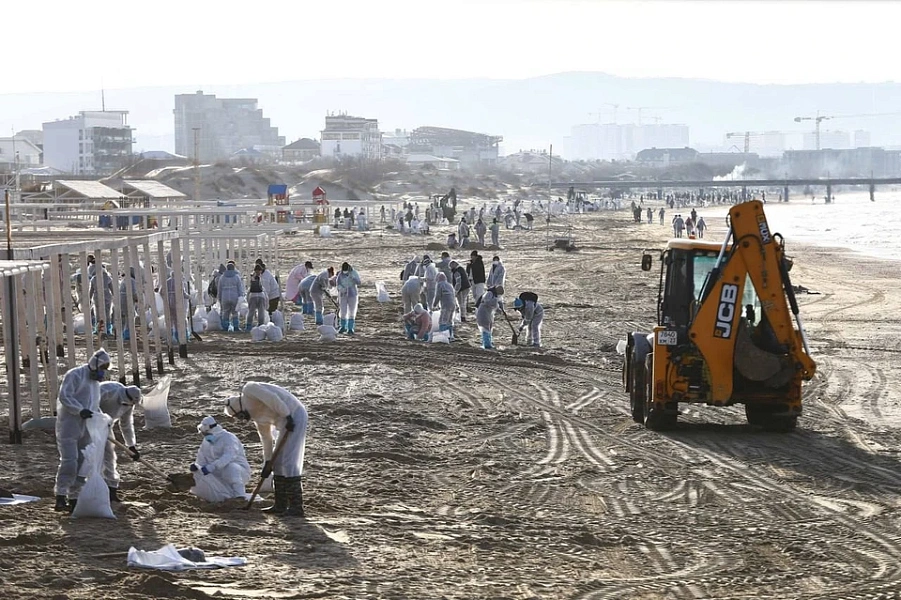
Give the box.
[190,416,251,502]
[224,382,308,516]
[98,381,142,500]
[54,349,111,511]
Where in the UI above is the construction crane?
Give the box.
[725,131,793,154]
[793,112,832,151]
[793,111,901,150]
[626,106,671,126]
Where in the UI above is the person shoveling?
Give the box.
[223,382,308,517]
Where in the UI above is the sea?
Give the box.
[697,190,901,263]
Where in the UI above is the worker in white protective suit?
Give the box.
[224,382,308,517]
[189,416,251,502]
[54,348,111,512]
[433,272,457,341]
[335,261,362,334]
[401,275,426,315]
[98,381,142,503]
[310,267,335,326]
[285,260,313,304]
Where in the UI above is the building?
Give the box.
[853,130,872,149]
[0,135,42,169]
[407,126,501,168]
[635,147,699,168]
[319,114,381,160]
[282,138,320,162]
[803,130,851,150]
[42,111,134,175]
[173,91,285,162]
[569,123,690,160]
[382,128,411,149]
[405,154,460,170]
[783,148,898,178]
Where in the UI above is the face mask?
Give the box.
[493,261,499,266]
[342,269,349,274]
[204,434,215,443]
[91,369,107,381]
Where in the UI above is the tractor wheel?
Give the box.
[745,405,797,432]
[629,358,646,423]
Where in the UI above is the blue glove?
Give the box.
[189,463,198,472]
[201,466,210,476]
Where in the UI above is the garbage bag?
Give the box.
[250,326,267,342]
[269,310,285,333]
[289,313,304,331]
[72,412,115,519]
[73,313,86,335]
[265,324,283,342]
[237,298,248,319]
[206,309,222,331]
[318,324,338,342]
[431,331,450,344]
[143,376,172,429]
[375,281,390,303]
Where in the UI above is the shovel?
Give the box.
[109,438,175,483]
[244,429,291,510]
[498,307,519,345]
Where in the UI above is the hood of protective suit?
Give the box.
[89,349,111,370]
[124,385,142,405]
[221,269,240,280]
[414,304,425,315]
[223,396,243,418]
[437,273,447,282]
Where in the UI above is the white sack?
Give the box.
[143,376,172,429]
[206,309,222,331]
[251,326,267,342]
[318,324,338,342]
[289,313,305,331]
[265,324,284,342]
[375,281,390,303]
[270,310,285,333]
[72,412,115,519]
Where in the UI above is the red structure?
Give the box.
[313,186,328,205]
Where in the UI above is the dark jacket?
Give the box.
[452,265,471,291]
[467,256,486,285]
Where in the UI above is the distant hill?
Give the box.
[3,73,901,158]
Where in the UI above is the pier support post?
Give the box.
[826,184,832,204]
[870,183,876,202]
[783,185,789,203]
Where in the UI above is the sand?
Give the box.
[2,205,901,599]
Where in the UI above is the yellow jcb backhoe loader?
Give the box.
[623,200,816,431]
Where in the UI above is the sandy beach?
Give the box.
[2,201,901,599]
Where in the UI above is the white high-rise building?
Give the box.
[568,123,690,160]
[320,114,381,160]
[43,111,134,175]
[853,130,872,148]
[803,130,851,150]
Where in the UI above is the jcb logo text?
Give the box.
[714,284,739,339]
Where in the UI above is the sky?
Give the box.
[4,0,901,94]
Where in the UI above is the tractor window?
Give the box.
[741,275,762,325]
[692,254,719,304]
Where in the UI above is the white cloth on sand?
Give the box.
[127,543,246,571]
[0,494,41,505]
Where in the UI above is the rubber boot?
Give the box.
[481,331,493,349]
[109,487,121,503]
[106,323,114,335]
[245,320,255,333]
[122,329,130,341]
[231,317,240,333]
[54,495,68,512]
[347,318,355,335]
[283,476,305,517]
[306,302,314,315]
[315,311,323,326]
[67,498,77,512]
[338,318,347,334]
[220,317,229,331]
[262,475,288,515]
[448,325,455,342]
[171,327,179,343]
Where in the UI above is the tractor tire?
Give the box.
[643,354,676,431]
[745,405,797,432]
[630,358,646,423]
